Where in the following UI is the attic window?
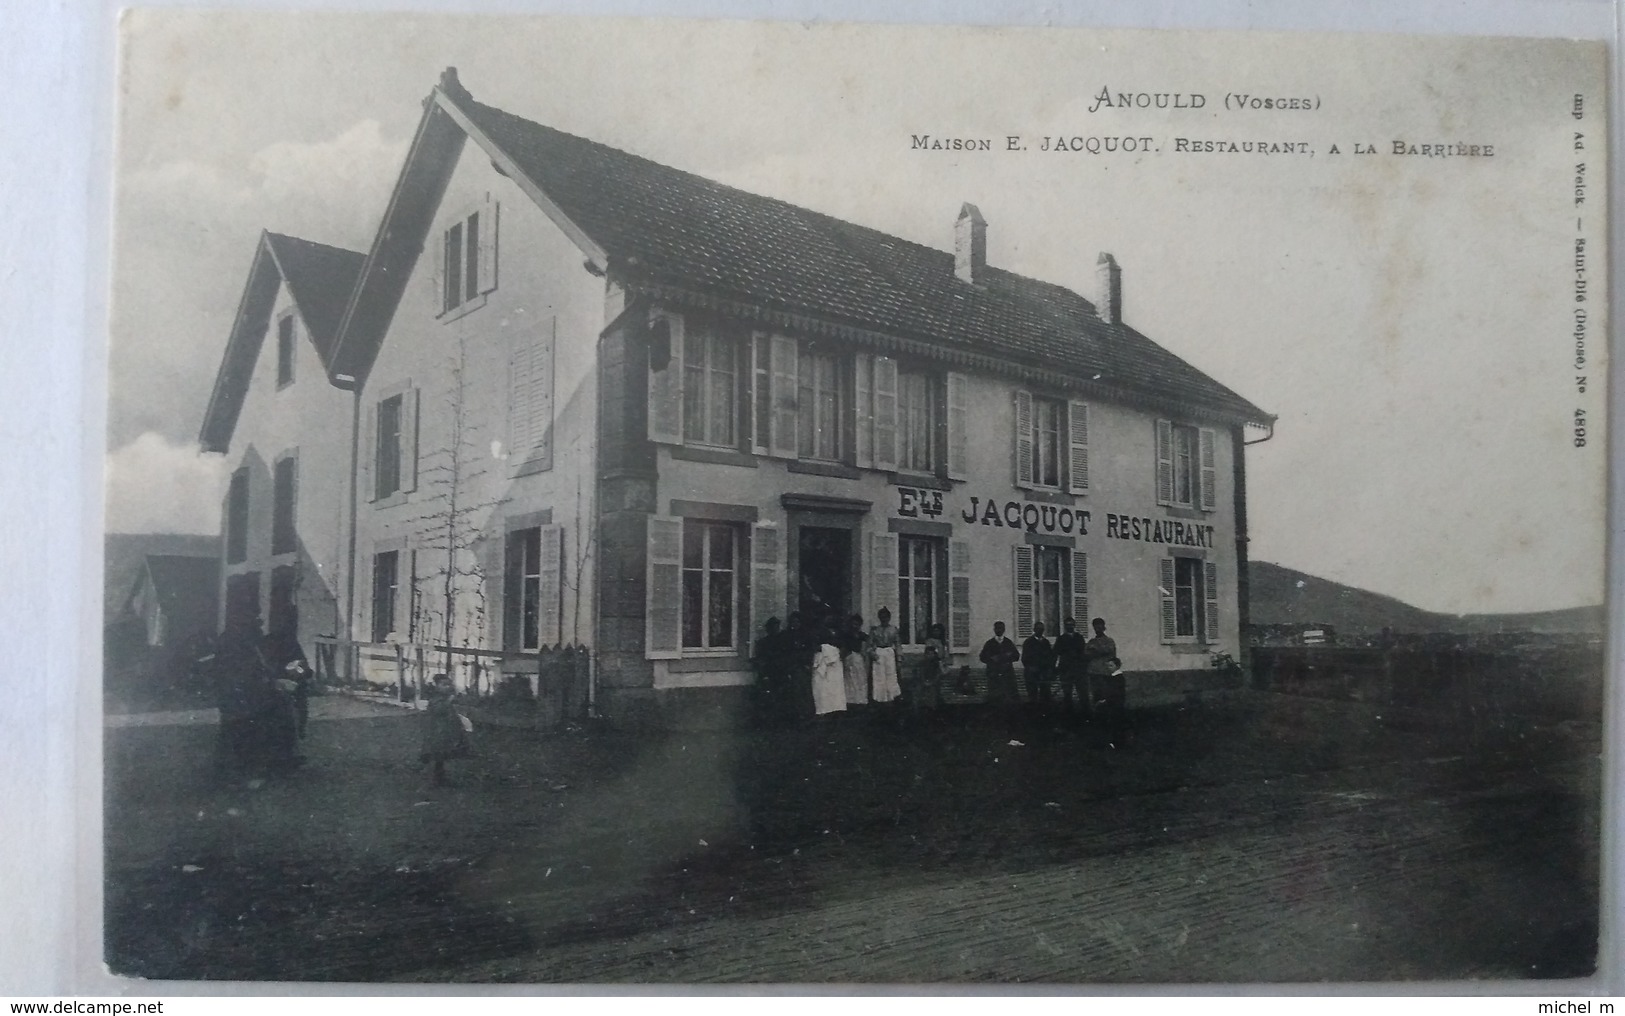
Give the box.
[440,201,499,315]
[276,314,296,388]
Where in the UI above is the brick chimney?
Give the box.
[1096,252,1122,324]
[954,203,987,284]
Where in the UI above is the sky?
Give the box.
[107,10,1607,615]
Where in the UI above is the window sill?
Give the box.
[668,655,748,672]
[1020,487,1076,505]
[372,491,409,510]
[888,471,951,491]
[787,459,861,479]
[1166,642,1212,655]
[1162,505,1211,520]
[669,445,758,468]
[437,292,489,324]
[276,379,295,392]
[511,456,553,478]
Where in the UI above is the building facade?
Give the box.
[203,69,1271,726]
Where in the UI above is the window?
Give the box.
[371,551,398,643]
[375,394,402,500]
[505,526,562,652]
[276,314,295,387]
[1035,546,1066,636]
[682,324,737,447]
[897,536,940,645]
[899,371,936,473]
[682,521,738,650]
[271,456,297,555]
[797,348,846,461]
[1157,420,1217,510]
[1160,556,1218,644]
[226,468,248,564]
[1031,397,1063,488]
[440,204,496,313]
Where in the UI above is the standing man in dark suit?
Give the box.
[979,621,1021,707]
[1020,621,1055,711]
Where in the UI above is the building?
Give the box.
[199,230,366,657]
[207,68,1273,726]
[122,553,221,650]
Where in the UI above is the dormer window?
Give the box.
[275,314,295,388]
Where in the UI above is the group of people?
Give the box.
[981,616,1123,720]
[204,613,312,777]
[752,608,1123,724]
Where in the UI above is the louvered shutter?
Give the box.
[1158,558,1177,643]
[1203,560,1220,644]
[1071,549,1089,628]
[1155,419,1175,506]
[1013,390,1034,489]
[1067,399,1089,493]
[769,335,799,458]
[1199,427,1218,511]
[1012,545,1035,639]
[853,355,874,468]
[537,524,563,647]
[362,404,377,503]
[750,524,785,640]
[645,516,684,660]
[647,315,684,445]
[401,387,420,493]
[870,532,899,622]
[946,373,969,480]
[949,539,971,652]
[477,197,499,295]
[509,321,556,473]
[749,335,770,454]
[873,356,899,471]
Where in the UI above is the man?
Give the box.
[1020,621,1055,710]
[1053,617,1090,718]
[978,621,1021,706]
[1085,617,1123,722]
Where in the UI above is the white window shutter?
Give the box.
[949,539,971,652]
[1199,427,1218,511]
[1071,549,1089,628]
[1012,545,1035,639]
[872,356,899,471]
[946,373,969,480]
[1013,390,1034,489]
[478,197,499,295]
[537,524,563,647]
[750,523,785,640]
[645,515,684,660]
[1067,399,1090,493]
[362,404,378,503]
[769,335,799,458]
[401,386,420,493]
[647,315,685,445]
[1155,419,1175,507]
[853,355,873,468]
[1203,560,1220,644]
[869,532,899,622]
[1159,558,1177,644]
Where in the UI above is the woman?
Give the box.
[419,673,468,785]
[920,622,949,712]
[868,607,902,704]
[839,613,871,706]
[809,618,848,717]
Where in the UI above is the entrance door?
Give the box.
[796,526,852,628]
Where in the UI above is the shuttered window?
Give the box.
[372,388,419,500]
[897,535,940,645]
[898,371,935,472]
[682,322,737,447]
[1161,556,1215,644]
[1012,544,1035,638]
[1157,419,1217,511]
[1035,546,1066,636]
[507,525,563,651]
[438,199,498,314]
[797,347,846,461]
[1031,398,1064,489]
[271,455,297,555]
[371,550,398,644]
[681,520,739,651]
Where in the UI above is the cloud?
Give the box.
[105,432,227,534]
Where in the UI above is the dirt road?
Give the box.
[103,692,1600,984]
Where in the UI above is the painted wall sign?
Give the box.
[1104,512,1216,548]
[896,489,1216,546]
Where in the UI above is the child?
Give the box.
[419,673,468,785]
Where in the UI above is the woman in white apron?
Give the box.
[868,606,902,704]
[810,622,847,716]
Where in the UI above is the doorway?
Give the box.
[796,526,853,628]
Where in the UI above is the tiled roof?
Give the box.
[264,232,366,366]
[457,95,1268,424]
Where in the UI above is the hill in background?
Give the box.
[1249,560,1604,636]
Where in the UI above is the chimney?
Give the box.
[954,203,987,284]
[1096,252,1122,324]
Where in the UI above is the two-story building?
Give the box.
[207,68,1272,727]
[200,230,365,658]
